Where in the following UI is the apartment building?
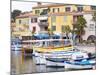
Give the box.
[32,3,95,34]
[15,3,96,41]
[14,12,33,37]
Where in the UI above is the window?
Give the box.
[51,16,56,23]
[63,16,67,22]
[35,10,40,14]
[31,18,37,23]
[77,7,83,12]
[65,7,71,12]
[73,15,83,23]
[19,20,21,24]
[40,9,48,15]
[31,18,33,23]
[32,27,36,33]
[89,24,95,31]
[52,26,56,31]
[91,6,96,10]
[58,8,59,12]
[53,8,55,13]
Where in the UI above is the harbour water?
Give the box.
[11,45,95,75]
[11,51,66,75]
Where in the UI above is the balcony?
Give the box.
[38,22,48,26]
[38,16,48,20]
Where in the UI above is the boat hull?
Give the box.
[11,46,22,51]
[34,56,46,65]
[46,60,64,67]
[64,59,95,69]
[64,63,93,69]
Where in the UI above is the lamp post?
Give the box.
[73,28,77,46]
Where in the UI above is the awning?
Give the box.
[52,34,60,39]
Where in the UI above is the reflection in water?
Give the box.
[11,51,65,74]
[11,45,95,74]
[11,48,94,74]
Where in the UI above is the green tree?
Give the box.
[47,28,53,36]
[62,25,71,35]
[65,25,71,34]
[11,10,22,22]
[73,16,87,43]
[92,11,96,22]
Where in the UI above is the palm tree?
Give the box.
[73,16,87,43]
[92,11,96,22]
[62,25,71,38]
[65,25,71,34]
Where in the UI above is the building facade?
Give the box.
[14,12,32,37]
[15,3,96,41]
[83,13,96,41]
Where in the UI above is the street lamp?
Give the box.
[73,28,77,45]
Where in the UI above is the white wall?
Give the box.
[29,17,40,33]
[82,13,96,40]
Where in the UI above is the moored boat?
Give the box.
[34,54,46,65]
[64,59,96,69]
[31,39,73,53]
[11,38,22,51]
[46,60,64,67]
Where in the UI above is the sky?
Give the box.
[12,1,37,12]
[12,0,51,12]
[11,0,96,12]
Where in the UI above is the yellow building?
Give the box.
[13,12,33,37]
[14,3,95,37]
[32,3,94,34]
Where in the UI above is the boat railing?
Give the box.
[22,39,73,49]
[22,39,71,43]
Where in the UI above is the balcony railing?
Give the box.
[38,22,48,26]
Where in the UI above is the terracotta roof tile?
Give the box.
[32,4,67,9]
[16,12,37,18]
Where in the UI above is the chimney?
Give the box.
[37,2,42,6]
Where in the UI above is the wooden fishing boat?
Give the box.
[46,58,95,69]
[64,59,96,69]
[31,39,73,53]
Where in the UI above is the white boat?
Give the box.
[46,59,95,69]
[64,59,95,69]
[46,60,64,67]
[64,63,93,69]
[11,38,22,51]
[34,54,46,65]
[37,48,89,62]
[11,43,22,51]
[33,48,89,59]
[32,48,90,66]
